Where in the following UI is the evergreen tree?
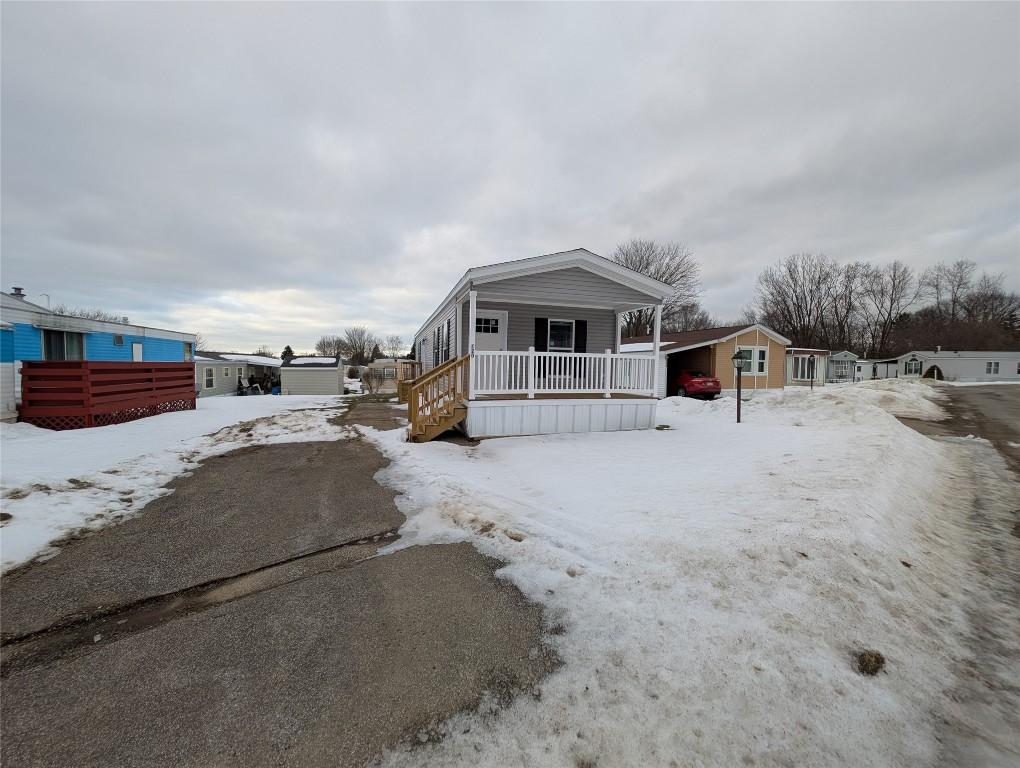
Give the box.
[370,344,384,360]
[281,345,295,362]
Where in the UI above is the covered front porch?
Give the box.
[408,249,670,441]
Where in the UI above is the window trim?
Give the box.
[986,361,999,375]
[42,329,86,361]
[204,367,215,389]
[738,345,769,376]
[905,359,922,376]
[223,367,231,378]
[548,319,575,353]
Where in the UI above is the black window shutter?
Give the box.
[574,320,587,353]
[534,318,548,351]
[445,319,451,360]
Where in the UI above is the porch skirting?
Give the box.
[464,397,657,439]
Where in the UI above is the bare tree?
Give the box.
[612,239,701,337]
[383,334,405,358]
[338,326,380,366]
[819,261,869,352]
[920,260,977,322]
[753,253,836,348]
[252,345,276,358]
[860,261,920,357]
[52,304,124,322]
[193,331,209,351]
[314,334,345,358]
[663,302,715,333]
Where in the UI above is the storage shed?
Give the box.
[280,356,344,395]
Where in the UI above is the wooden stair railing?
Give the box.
[407,355,469,442]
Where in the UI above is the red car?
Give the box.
[672,369,721,399]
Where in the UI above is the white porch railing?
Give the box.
[471,349,656,397]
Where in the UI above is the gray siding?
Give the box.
[281,367,342,395]
[416,302,460,374]
[197,362,248,397]
[461,302,617,353]
[478,267,657,308]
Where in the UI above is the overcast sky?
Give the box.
[3,2,1017,353]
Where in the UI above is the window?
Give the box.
[905,359,921,376]
[113,335,124,346]
[42,330,85,361]
[476,317,500,334]
[223,367,230,378]
[738,346,768,375]
[237,367,244,379]
[204,367,215,389]
[1017,362,1020,375]
[833,360,850,378]
[383,367,397,379]
[792,355,818,380]
[986,361,999,375]
[548,320,574,352]
[183,342,193,360]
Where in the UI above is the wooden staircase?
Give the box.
[407,355,470,442]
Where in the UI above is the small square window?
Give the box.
[113,335,124,346]
[476,318,499,334]
[986,361,999,375]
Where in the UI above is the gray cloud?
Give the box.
[3,2,1017,352]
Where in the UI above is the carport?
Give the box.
[664,345,715,396]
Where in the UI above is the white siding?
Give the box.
[464,398,657,438]
[280,367,342,395]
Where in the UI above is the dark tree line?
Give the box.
[749,254,1019,357]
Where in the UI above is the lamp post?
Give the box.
[809,354,816,392]
[731,351,744,423]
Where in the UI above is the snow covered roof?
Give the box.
[897,349,1020,361]
[196,351,281,367]
[220,354,281,367]
[283,356,342,367]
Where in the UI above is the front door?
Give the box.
[132,342,143,361]
[474,310,507,352]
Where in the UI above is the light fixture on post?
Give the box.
[809,354,816,392]
[731,351,744,423]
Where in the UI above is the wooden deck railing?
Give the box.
[472,349,656,397]
[407,355,469,440]
[19,361,196,430]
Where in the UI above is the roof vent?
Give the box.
[935,345,941,353]
[122,316,130,323]
[10,287,25,298]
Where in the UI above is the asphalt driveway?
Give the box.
[1,400,557,767]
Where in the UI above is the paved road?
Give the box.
[1,399,556,767]
[903,385,1020,767]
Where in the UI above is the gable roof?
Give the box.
[416,248,673,339]
[621,323,792,353]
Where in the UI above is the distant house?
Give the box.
[0,288,196,422]
[620,324,790,397]
[853,358,899,381]
[785,348,829,387]
[896,349,1020,382]
[827,351,858,383]
[280,356,345,395]
[195,352,282,396]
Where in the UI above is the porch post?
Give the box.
[615,312,622,353]
[527,346,536,399]
[468,290,477,400]
[651,303,662,397]
[603,348,612,398]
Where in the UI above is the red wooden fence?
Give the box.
[20,361,196,430]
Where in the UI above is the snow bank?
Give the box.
[1,395,350,571]
[363,379,971,767]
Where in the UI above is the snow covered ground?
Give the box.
[1,395,351,571]
[364,379,979,767]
